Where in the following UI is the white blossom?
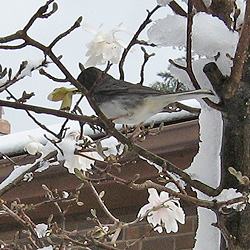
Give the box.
[138,188,185,233]
[82,21,128,67]
[64,154,96,174]
[58,131,80,162]
[63,134,102,174]
[24,135,43,155]
[157,0,172,6]
[34,223,49,238]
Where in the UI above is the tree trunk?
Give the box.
[204,58,250,249]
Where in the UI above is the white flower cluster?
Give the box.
[24,131,102,174]
[82,22,128,67]
[138,188,185,233]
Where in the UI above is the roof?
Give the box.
[0,100,199,157]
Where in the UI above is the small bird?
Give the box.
[77,67,213,125]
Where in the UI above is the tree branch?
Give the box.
[226,0,250,98]
[118,5,161,80]
[49,16,82,49]
[0,99,102,127]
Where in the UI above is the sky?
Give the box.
[0,0,183,133]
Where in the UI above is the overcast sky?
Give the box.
[0,0,183,133]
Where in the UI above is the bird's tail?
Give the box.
[168,89,214,102]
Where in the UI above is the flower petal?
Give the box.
[137,203,153,218]
[148,188,160,204]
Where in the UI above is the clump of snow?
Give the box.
[233,0,246,29]
[62,191,69,198]
[148,15,186,48]
[0,161,39,191]
[18,58,45,79]
[216,188,246,211]
[57,132,78,162]
[64,154,96,174]
[35,161,50,173]
[157,0,173,6]
[185,104,222,188]
[23,172,33,182]
[148,12,238,63]
[194,207,220,250]
[192,13,238,57]
[37,246,53,250]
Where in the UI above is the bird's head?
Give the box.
[77,67,103,91]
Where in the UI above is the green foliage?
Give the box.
[151,71,188,93]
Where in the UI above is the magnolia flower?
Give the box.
[63,134,102,174]
[34,223,49,238]
[157,0,173,6]
[64,154,96,173]
[82,22,128,67]
[24,135,43,155]
[138,188,185,233]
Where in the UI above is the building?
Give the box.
[0,111,200,250]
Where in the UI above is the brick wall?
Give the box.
[0,201,198,250]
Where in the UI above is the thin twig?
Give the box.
[23,0,55,32]
[139,47,155,85]
[0,42,27,50]
[0,152,18,165]
[87,181,120,223]
[4,89,63,139]
[49,16,82,49]
[119,5,161,80]
[39,68,68,82]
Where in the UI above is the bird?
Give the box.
[77,67,213,125]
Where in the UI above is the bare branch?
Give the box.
[169,0,187,16]
[0,99,102,127]
[5,88,61,139]
[39,68,68,82]
[23,0,56,32]
[226,0,250,98]
[88,181,120,223]
[139,47,155,85]
[118,5,161,80]
[49,16,83,49]
[0,42,27,50]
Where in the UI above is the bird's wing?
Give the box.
[94,79,163,96]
